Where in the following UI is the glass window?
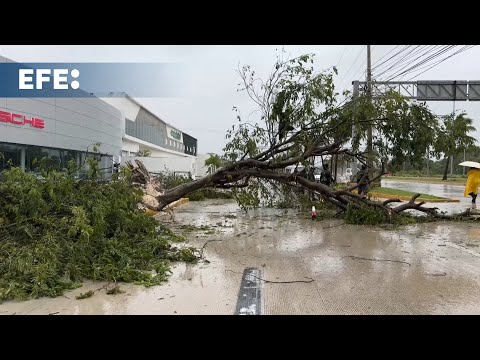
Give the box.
[0,143,23,170]
[26,146,61,172]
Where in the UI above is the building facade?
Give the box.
[102,94,198,177]
[0,55,124,177]
[0,56,197,178]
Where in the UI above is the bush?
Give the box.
[0,165,197,302]
[344,203,387,225]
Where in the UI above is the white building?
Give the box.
[101,93,198,177]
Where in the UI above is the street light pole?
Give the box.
[366,45,374,181]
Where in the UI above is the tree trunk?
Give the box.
[157,173,218,209]
[334,154,338,182]
[426,148,429,177]
[442,155,450,180]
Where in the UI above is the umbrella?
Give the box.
[459,161,480,169]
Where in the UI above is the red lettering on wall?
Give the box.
[0,110,10,123]
[23,115,34,126]
[0,110,45,129]
[34,119,45,129]
[11,114,23,125]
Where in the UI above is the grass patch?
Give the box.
[388,176,466,184]
[371,186,445,200]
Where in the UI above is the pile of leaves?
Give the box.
[0,163,197,302]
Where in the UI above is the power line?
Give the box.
[374,45,434,80]
[338,45,366,89]
[370,45,400,68]
[396,46,443,80]
[344,45,377,92]
[403,46,468,80]
[373,45,422,79]
[335,45,349,68]
[380,46,441,78]
[384,45,458,81]
[384,45,456,80]
[406,45,476,80]
[370,45,412,73]
[350,57,368,82]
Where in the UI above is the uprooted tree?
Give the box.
[136,52,475,220]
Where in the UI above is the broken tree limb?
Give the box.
[382,199,402,206]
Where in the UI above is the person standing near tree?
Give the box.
[320,163,334,187]
[356,164,369,197]
[465,167,480,208]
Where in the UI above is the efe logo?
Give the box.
[0,110,45,129]
[19,68,80,90]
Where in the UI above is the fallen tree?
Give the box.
[131,52,476,221]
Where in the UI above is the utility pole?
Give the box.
[352,80,360,178]
[366,45,374,181]
[451,99,456,177]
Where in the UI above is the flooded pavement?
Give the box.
[382,179,471,214]
[2,199,480,315]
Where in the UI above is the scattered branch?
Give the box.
[343,255,411,266]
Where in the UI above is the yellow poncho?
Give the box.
[464,168,480,197]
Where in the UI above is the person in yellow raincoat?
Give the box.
[464,167,480,206]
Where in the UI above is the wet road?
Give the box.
[382,179,470,214]
[3,199,480,315]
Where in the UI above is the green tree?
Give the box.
[338,92,441,174]
[435,113,476,180]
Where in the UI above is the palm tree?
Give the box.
[437,113,476,180]
[205,153,223,174]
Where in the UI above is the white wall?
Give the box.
[148,148,185,158]
[196,153,211,178]
[122,156,197,178]
[122,139,140,155]
[101,95,140,121]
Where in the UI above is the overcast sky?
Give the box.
[1,45,479,154]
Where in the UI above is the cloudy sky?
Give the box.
[1,45,479,154]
